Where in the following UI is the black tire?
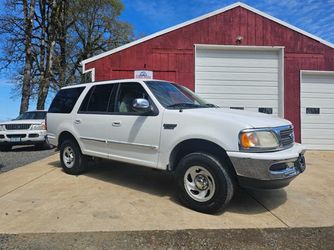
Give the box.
[59,139,88,175]
[0,145,12,152]
[175,152,235,214]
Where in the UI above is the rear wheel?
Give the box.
[176,152,235,214]
[60,139,88,175]
[0,145,12,152]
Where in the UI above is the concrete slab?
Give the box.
[0,151,333,233]
[0,155,57,197]
[248,151,334,227]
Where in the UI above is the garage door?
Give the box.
[195,46,283,116]
[301,72,334,150]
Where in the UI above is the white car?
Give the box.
[0,110,49,151]
[47,79,306,213]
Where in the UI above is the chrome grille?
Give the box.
[280,127,294,148]
[5,124,31,130]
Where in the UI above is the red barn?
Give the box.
[81,2,334,149]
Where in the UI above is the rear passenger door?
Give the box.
[75,83,116,159]
[108,82,163,168]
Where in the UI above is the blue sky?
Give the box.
[1,0,334,121]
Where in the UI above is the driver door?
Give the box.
[108,82,163,168]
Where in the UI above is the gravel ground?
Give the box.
[0,227,333,250]
[0,145,56,173]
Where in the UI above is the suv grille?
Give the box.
[280,127,294,148]
[7,134,26,138]
[5,124,31,130]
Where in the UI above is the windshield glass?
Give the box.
[145,81,213,109]
[15,111,47,120]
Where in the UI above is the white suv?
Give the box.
[0,110,48,151]
[47,79,306,213]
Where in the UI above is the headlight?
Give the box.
[31,123,46,130]
[239,129,279,152]
[0,125,4,131]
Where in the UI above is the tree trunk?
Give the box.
[20,0,35,114]
[59,0,68,87]
[36,0,58,110]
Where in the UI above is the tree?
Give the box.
[35,0,61,109]
[54,0,133,87]
[0,0,133,111]
[34,0,133,109]
[21,0,35,114]
[0,0,36,113]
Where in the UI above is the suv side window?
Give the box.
[115,82,150,114]
[49,87,85,113]
[79,84,116,113]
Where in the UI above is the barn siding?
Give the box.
[85,6,334,142]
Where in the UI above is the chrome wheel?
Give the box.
[184,166,215,202]
[63,146,75,168]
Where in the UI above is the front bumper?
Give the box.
[0,130,47,146]
[227,143,306,189]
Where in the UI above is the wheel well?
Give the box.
[58,131,78,149]
[169,139,237,177]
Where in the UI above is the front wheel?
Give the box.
[176,152,235,214]
[60,139,88,175]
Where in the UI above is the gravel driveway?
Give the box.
[0,145,56,173]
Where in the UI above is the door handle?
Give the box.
[112,121,121,127]
[74,119,82,124]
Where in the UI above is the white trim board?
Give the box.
[83,67,95,82]
[301,70,334,76]
[81,1,334,68]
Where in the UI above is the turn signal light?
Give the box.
[240,132,257,148]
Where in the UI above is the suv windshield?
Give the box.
[145,81,215,109]
[15,111,47,120]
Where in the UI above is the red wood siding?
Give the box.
[85,6,334,142]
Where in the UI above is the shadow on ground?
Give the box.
[48,159,287,215]
[10,145,53,152]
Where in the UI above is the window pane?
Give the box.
[16,111,47,120]
[87,84,115,112]
[145,81,208,108]
[116,83,149,113]
[79,87,94,112]
[49,87,85,113]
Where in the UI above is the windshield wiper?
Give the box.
[205,103,219,108]
[167,103,204,109]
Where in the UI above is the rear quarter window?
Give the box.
[48,87,85,113]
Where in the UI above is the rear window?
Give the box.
[48,87,85,113]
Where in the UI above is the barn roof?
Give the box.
[81,2,334,67]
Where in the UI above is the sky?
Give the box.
[0,0,334,121]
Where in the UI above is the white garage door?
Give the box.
[195,46,283,116]
[301,72,334,150]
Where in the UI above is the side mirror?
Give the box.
[132,98,150,112]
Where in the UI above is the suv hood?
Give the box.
[0,119,45,125]
[183,108,291,128]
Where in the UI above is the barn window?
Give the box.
[259,107,273,114]
[306,107,320,114]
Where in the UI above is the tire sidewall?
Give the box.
[176,152,234,214]
[60,139,84,175]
